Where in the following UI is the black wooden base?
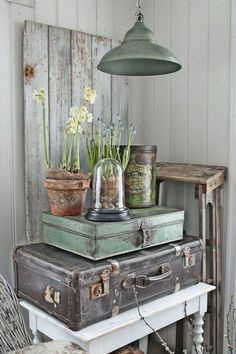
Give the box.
[85,207,131,222]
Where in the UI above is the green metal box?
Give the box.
[42,206,184,260]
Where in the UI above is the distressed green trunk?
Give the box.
[42,206,184,260]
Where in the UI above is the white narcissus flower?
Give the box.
[87,113,93,122]
[80,105,88,115]
[77,125,83,133]
[84,86,92,94]
[70,106,80,119]
[78,113,87,123]
[83,88,96,104]
[65,117,79,135]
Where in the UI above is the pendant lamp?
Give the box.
[97,0,182,76]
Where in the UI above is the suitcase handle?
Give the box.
[122,263,173,289]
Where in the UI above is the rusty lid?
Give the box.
[129,145,157,153]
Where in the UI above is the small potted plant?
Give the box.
[85,116,136,211]
[33,87,96,216]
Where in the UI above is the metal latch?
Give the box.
[90,259,120,300]
[44,285,61,308]
[169,243,182,256]
[140,219,152,247]
[90,270,110,299]
[183,247,196,268]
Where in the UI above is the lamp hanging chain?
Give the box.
[136,0,141,11]
[136,0,143,21]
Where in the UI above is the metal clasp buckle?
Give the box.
[140,219,152,247]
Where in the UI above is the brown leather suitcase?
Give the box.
[14,236,202,331]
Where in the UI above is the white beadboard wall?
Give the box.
[0,0,235,351]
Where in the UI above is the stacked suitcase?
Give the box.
[14,205,202,331]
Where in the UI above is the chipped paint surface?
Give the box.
[42,206,185,260]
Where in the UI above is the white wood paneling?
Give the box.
[58,0,77,30]
[34,0,58,25]
[153,0,172,162]
[188,0,208,165]
[10,3,34,246]
[0,0,14,282]
[77,0,97,34]
[97,0,114,37]
[224,1,236,352]
[208,1,230,165]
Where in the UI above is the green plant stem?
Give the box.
[42,106,49,168]
[62,133,67,169]
[74,132,80,171]
[66,136,73,171]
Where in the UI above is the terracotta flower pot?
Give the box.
[44,178,90,216]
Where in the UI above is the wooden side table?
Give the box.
[157,162,227,354]
[20,283,214,354]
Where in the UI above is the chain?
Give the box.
[136,0,141,10]
[132,285,174,354]
[135,0,143,20]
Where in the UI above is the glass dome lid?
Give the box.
[86,158,130,222]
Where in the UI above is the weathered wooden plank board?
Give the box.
[24,21,49,243]
[71,30,92,171]
[49,26,71,168]
[24,21,129,242]
[92,35,112,124]
[157,162,227,193]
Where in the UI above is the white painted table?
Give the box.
[20,283,214,354]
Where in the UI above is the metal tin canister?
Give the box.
[124,145,157,208]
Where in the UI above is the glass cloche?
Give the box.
[86,158,130,221]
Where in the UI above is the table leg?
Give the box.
[32,329,43,344]
[28,312,43,344]
[139,335,148,354]
[191,313,204,354]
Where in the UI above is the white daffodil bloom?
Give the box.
[80,105,88,115]
[70,106,80,119]
[87,113,93,122]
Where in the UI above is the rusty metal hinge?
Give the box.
[44,285,61,308]
[183,247,196,268]
[90,269,110,300]
[140,219,152,247]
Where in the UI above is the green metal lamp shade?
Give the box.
[97,19,182,76]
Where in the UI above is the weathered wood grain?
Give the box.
[92,35,112,124]
[157,162,227,193]
[24,21,129,242]
[49,25,71,168]
[24,21,49,242]
[71,30,92,172]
